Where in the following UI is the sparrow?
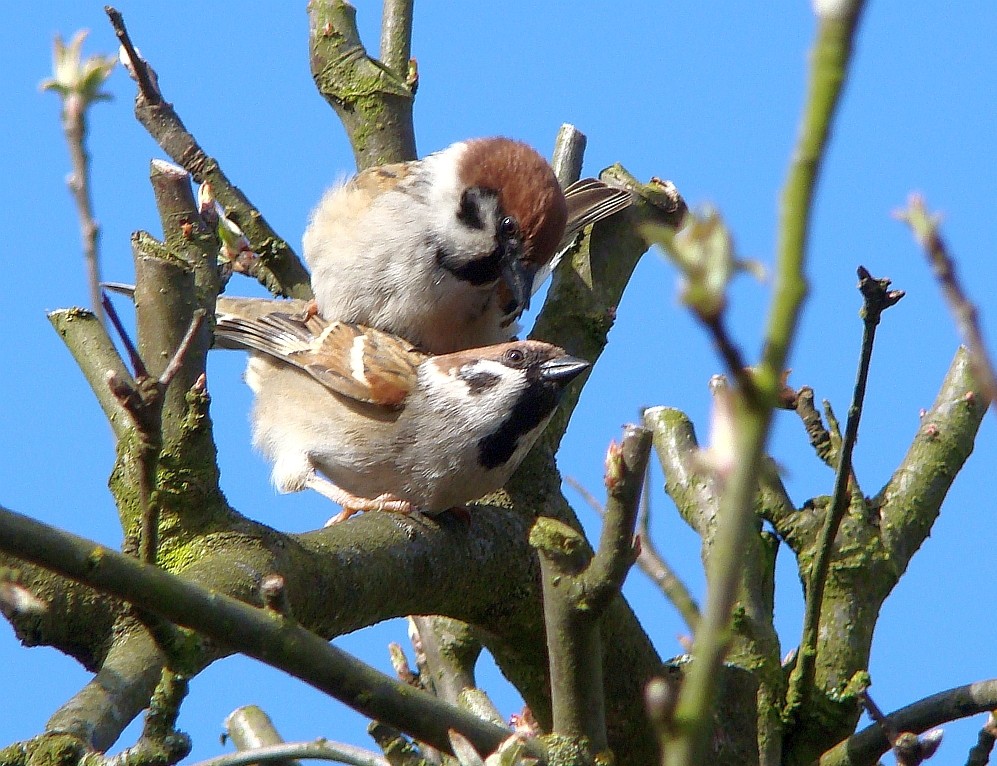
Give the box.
[302,136,632,354]
[214,309,589,521]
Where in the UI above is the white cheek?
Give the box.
[423,143,467,206]
[421,361,457,392]
[422,358,523,403]
[422,143,495,251]
[465,359,513,379]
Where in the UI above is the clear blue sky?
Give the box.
[2,2,995,762]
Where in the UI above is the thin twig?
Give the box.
[159,310,206,388]
[898,193,997,418]
[819,680,997,766]
[702,315,759,404]
[379,0,414,79]
[63,96,105,325]
[106,6,312,299]
[860,690,943,766]
[564,475,700,631]
[861,689,899,743]
[784,267,903,722]
[103,293,146,378]
[41,30,115,325]
[795,386,835,467]
[965,712,997,766]
[105,6,159,102]
[664,5,867,762]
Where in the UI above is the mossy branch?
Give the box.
[307,0,417,168]
[819,680,997,766]
[661,5,867,764]
[0,505,543,763]
[530,426,650,756]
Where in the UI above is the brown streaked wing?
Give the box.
[300,321,425,408]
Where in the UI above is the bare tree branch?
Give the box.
[0,505,544,763]
[819,681,997,766]
[379,0,414,80]
[308,0,417,168]
[530,425,650,755]
[105,7,312,299]
[898,194,997,418]
[784,267,904,722]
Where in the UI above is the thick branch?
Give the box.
[48,308,132,438]
[582,426,651,614]
[530,426,649,755]
[551,124,587,189]
[0,505,541,762]
[409,616,481,707]
[643,406,785,765]
[778,346,988,765]
[148,159,221,304]
[308,0,417,168]
[133,236,201,443]
[530,165,685,451]
[531,518,607,754]
[224,706,303,766]
[819,680,997,766]
[0,555,119,671]
[876,346,989,565]
[46,627,165,751]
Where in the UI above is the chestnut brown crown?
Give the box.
[458,137,568,267]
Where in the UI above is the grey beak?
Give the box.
[540,355,590,383]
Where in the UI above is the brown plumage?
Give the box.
[459,137,568,268]
[214,307,591,521]
[302,137,632,354]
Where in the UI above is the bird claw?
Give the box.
[322,492,413,525]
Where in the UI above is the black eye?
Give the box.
[500,216,519,238]
[504,348,525,365]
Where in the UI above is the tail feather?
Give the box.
[215,312,315,361]
[561,178,633,243]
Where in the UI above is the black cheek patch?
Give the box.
[477,384,560,470]
[456,188,487,230]
[458,368,501,394]
[436,245,504,286]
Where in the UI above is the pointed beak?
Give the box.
[539,355,590,384]
[500,256,533,318]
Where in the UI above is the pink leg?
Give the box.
[305,475,412,525]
